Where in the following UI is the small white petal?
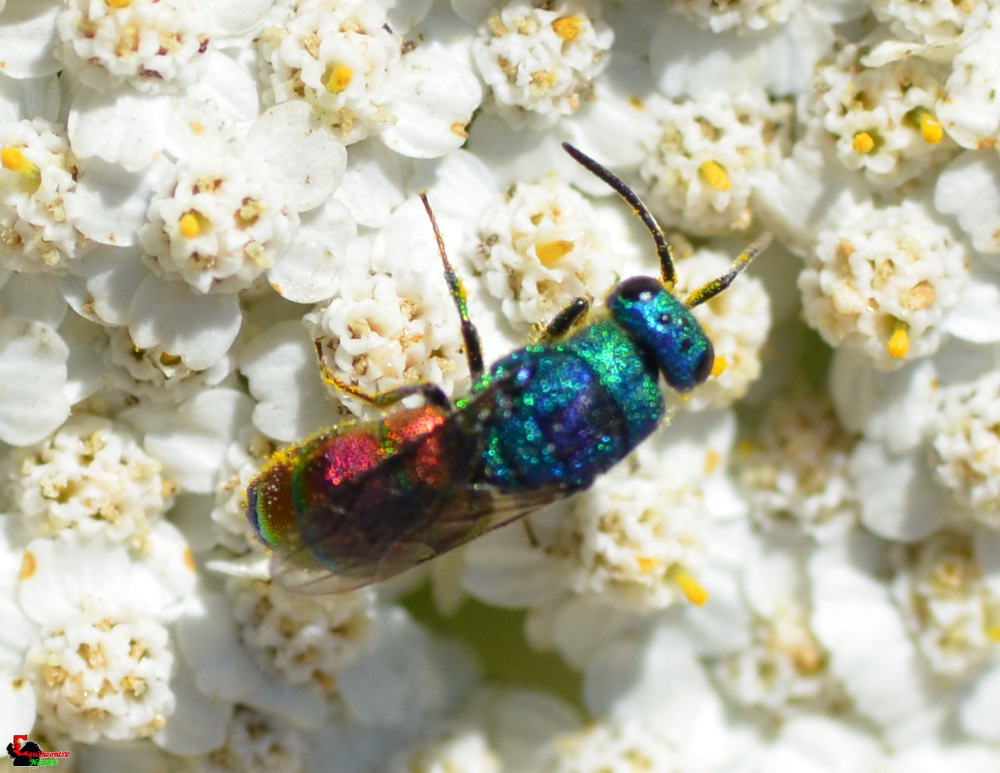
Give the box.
[246,101,346,213]
[68,87,171,171]
[127,274,242,370]
[0,0,61,79]
[0,318,69,445]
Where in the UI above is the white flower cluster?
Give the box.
[804,42,956,190]
[470,177,614,328]
[55,0,211,93]
[305,265,469,417]
[8,415,174,548]
[800,198,967,368]
[467,0,614,129]
[670,0,801,34]
[933,372,1000,522]
[0,119,85,272]
[640,91,790,236]
[139,153,297,294]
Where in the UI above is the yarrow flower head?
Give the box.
[738,394,858,539]
[933,372,1000,526]
[640,91,791,236]
[55,0,212,93]
[669,0,801,34]
[305,265,470,418]
[8,415,175,549]
[890,532,1000,678]
[0,119,87,273]
[260,0,480,156]
[555,451,712,611]
[469,176,614,328]
[388,728,501,773]
[18,533,194,743]
[799,198,967,369]
[871,0,987,44]
[138,150,297,294]
[207,706,309,773]
[804,42,956,190]
[226,577,375,692]
[466,0,614,129]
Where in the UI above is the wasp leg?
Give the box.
[538,297,591,342]
[419,192,485,382]
[313,341,451,409]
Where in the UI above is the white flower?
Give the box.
[932,372,1000,524]
[260,0,480,157]
[465,0,614,129]
[0,118,87,272]
[8,414,175,548]
[388,728,502,773]
[890,532,1000,679]
[55,0,211,93]
[138,150,297,295]
[805,42,956,190]
[738,393,859,541]
[639,91,791,236]
[469,175,614,328]
[871,0,988,44]
[18,531,196,743]
[669,0,802,34]
[226,577,375,692]
[197,706,310,773]
[799,198,967,369]
[305,200,470,418]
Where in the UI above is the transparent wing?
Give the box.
[271,476,575,595]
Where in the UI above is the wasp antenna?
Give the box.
[562,142,678,287]
[683,232,773,309]
[418,192,485,380]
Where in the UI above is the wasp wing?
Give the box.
[272,478,574,594]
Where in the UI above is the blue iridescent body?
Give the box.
[245,143,766,593]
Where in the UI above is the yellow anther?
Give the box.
[2,147,40,178]
[19,550,36,582]
[636,556,659,574]
[159,352,182,367]
[710,355,728,379]
[887,326,909,359]
[179,211,203,238]
[918,111,944,144]
[535,239,574,266]
[552,16,583,42]
[986,625,1000,642]
[852,131,875,154]
[699,160,730,191]
[106,0,131,7]
[676,570,709,607]
[326,64,353,94]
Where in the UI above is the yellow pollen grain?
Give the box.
[326,64,353,94]
[852,131,875,154]
[179,211,202,238]
[19,550,36,582]
[704,448,720,474]
[710,355,728,378]
[552,16,583,42]
[2,147,40,179]
[676,570,709,607]
[536,239,574,266]
[986,625,1000,642]
[636,556,659,574]
[919,112,944,144]
[887,327,909,359]
[699,160,730,191]
[107,0,132,7]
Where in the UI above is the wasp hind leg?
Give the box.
[313,341,451,410]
